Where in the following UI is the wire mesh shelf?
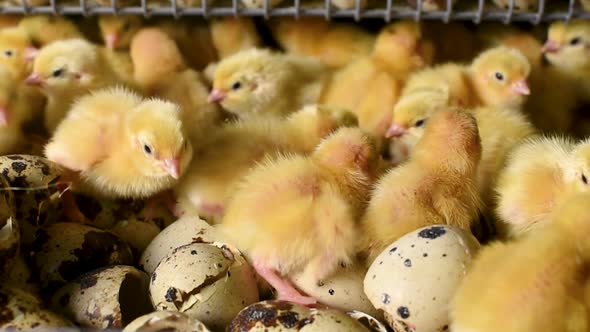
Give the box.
[0,0,588,22]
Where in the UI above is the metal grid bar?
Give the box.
[2,1,590,23]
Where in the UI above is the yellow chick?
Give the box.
[451,193,590,332]
[175,104,356,221]
[98,15,143,50]
[494,136,590,238]
[220,127,376,305]
[17,16,82,48]
[269,17,375,69]
[209,48,329,118]
[45,87,192,199]
[210,17,262,59]
[362,109,482,262]
[25,38,131,133]
[0,27,35,80]
[0,65,28,155]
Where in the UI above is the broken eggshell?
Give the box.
[32,222,134,291]
[50,265,153,329]
[364,225,480,332]
[347,311,389,332]
[122,311,211,332]
[0,285,74,330]
[290,262,379,318]
[149,242,259,331]
[140,215,219,274]
[111,219,161,259]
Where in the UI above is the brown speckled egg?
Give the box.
[227,300,371,331]
[291,263,379,318]
[0,217,20,274]
[122,311,211,332]
[50,265,153,329]
[150,242,258,331]
[0,155,61,246]
[140,216,219,274]
[3,254,40,295]
[111,219,161,259]
[0,285,74,330]
[32,222,133,292]
[364,225,480,332]
[347,311,389,332]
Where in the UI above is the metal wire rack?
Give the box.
[0,0,589,22]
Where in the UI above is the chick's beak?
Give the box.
[105,33,119,49]
[208,89,226,103]
[511,79,530,96]
[0,106,8,127]
[25,72,45,86]
[541,40,561,54]
[24,47,39,62]
[163,157,181,179]
[385,123,407,138]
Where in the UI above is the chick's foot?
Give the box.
[253,259,318,307]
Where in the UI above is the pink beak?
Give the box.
[208,89,226,103]
[541,40,561,54]
[0,106,8,127]
[163,157,181,179]
[24,47,39,62]
[105,33,119,50]
[25,72,45,86]
[385,123,407,138]
[511,80,530,96]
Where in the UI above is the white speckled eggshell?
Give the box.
[122,311,211,332]
[364,225,480,332]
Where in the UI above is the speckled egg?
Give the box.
[150,242,258,331]
[227,300,371,332]
[0,217,20,274]
[291,263,379,317]
[50,265,153,329]
[0,155,61,246]
[347,311,389,332]
[0,285,74,330]
[3,254,40,295]
[140,215,219,274]
[32,222,134,292]
[111,219,161,259]
[364,225,480,332]
[122,311,211,332]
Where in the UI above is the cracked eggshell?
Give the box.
[291,263,379,318]
[140,215,219,274]
[0,285,74,330]
[0,155,61,246]
[50,265,153,329]
[111,219,161,258]
[364,225,480,332]
[32,222,134,291]
[150,242,259,330]
[227,300,370,332]
[122,311,211,332]
[347,311,389,332]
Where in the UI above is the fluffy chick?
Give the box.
[0,65,28,154]
[451,193,590,332]
[45,87,192,199]
[175,104,356,221]
[98,16,143,50]
[0,27,35,80]
[25,38,131,133]
[210,48,329,118]
[17,16,82,48]
[220,127,376,305]
[210,17,262,59]
[494,136,590,238]
[362,109,482,262]
[269,17,375,69]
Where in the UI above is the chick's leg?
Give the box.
[57,171,91,224]
[253,259,317,306]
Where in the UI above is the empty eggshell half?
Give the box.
[51,265,153,329]
[364,225,480,332]
[290,263,379,317]
[122,311,211,332]
[150,242,259,331]
[140,215,219,274]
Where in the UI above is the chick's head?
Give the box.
[0,65,17,127]
[209,49,284,115]
[125,99,193,180]
[543,20,590,72]
[373,21,434,76]
[470,46,531,109]
[26,39,101,93]
[99,16,143,50]
[0,27,35,79]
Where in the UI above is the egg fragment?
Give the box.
[149,242,259,330]
[32,222,134,291]
[290,263,379,318]
[50,265,153,329]
[140,215,219,274]
[364,225,480,332]
[0,285,74,330]
[123,311,211,332]
[111,219,161,259]
[347,311,389,332]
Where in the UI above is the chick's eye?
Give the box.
[3,50,13,57]
[52,68,64,78]
[570,37,582,46]
[143,144,152,155]
[231,81,242,90]
[582,173,588,184]
[494,72,504,81]
[415,119,425,127]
